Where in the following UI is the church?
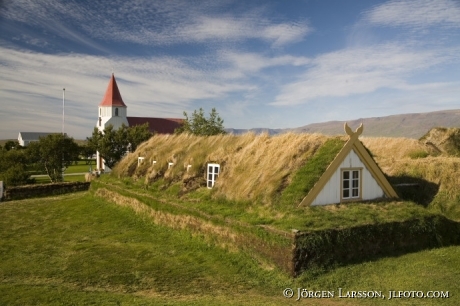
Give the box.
[96,74,183,171]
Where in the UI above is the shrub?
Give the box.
[0,164,33,187]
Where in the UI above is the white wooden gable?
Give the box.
[310,148,384,206]
[299,123,398,207]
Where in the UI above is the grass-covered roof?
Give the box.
[113,133,348,205]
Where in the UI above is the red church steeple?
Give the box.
[99,73,127,107]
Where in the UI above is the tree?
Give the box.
[87,125,127,169]
[87,123,152,169]
[3,140,20,151]
[0,149,31,186]
[79,143,96,164]
[127,123,152,152]
[175,107,226,136]
[27,134,79,183]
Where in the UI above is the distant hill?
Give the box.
[225,128,284,136]
[227,109,460,139]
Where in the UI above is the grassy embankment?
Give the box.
[0,192,459,305]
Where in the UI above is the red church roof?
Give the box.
[127,117,183,134]
[99,74,127,107]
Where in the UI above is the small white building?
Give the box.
[299,123,398,206]
[18,132,56,147]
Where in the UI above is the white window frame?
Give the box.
[207,163,220,189]
[341,168,362,201]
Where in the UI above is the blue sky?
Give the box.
[1,0,459,139]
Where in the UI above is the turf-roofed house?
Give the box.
[115,122,398,207]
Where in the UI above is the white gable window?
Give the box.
[341,169,361,200]
[207,163,220,189]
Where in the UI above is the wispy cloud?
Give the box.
[365,0,460,29]
[1,0,310,48]
[218,51,310,79]
[1,46,311,137]
[177,16,310,47]
[271,43,455,106]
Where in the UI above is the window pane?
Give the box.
[353,170,359,179]
[352,179,359,188]
[214,166,219,174]
[207,181,212,188]
[208,174,212,180]
[352,189,359,197]
[208,166,212,173]
[343,180,349,189]
[343,190,349,198]
[343,171,349,179]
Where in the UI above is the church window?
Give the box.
[99,117,101,127]
[115,108,119,116]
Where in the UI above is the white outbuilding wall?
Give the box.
[310,149,385,206]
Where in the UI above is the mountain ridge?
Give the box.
[227,109,460,139]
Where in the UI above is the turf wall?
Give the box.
[292,215,460,276]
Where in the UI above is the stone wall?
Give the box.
[3,182,91,201]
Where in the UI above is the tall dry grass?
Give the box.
[362,136,460,218]
[389,157,460,195]
[362,137,428,159]
[361,136,459,191]
[113,133,328,204]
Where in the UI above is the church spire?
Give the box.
[99,73,127,107]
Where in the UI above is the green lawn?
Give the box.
[28,160,94,176]
[0,192,459,305]
[65,159,95,174]
[28,160,92,184]
[33,174,86,183]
